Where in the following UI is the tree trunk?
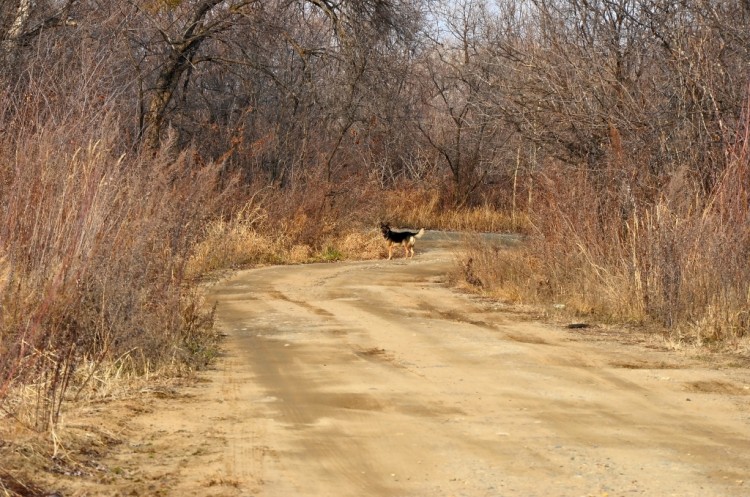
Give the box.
[142,0,223,151]
[1,0,35,67]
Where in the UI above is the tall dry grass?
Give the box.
[459,94,750,348]
[187,177,388,275]
[0,112,231,429]
[186,174,523,278]
[380,186,525,233]
[463,180,750,346]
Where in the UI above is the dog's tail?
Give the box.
[415,228,425,238]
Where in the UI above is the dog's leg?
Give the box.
[387,243,393,260]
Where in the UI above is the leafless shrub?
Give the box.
[462,132,750,345]
[0,93,232,430]
[445,0,750,347]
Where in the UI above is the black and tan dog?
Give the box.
[380,222,425,259]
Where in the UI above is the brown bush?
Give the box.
[0,116,233,428]
[460,150,750,347]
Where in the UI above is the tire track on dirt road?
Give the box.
[200,231,750,497]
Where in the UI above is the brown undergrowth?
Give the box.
[458,189,750,351]
[186,177,523,278]
[456,140,750,352]
[0,131,224,426]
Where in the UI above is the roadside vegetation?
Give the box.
[2,0,750,491]
[446,1,750,351]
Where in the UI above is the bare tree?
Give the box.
[416,0,508,206]
[0,0,77,77]
[126,0,417,153]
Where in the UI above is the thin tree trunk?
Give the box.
[1,0,35,65]
[142,0,222,151]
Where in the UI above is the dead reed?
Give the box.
[457,92,750,348]
[0,117,226,429]
[378,186,526,233]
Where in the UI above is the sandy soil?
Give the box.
[11,231,750,496]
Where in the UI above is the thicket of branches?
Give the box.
[2,0,750,427]
[456,0,750,344]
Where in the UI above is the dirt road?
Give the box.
[82,231,749,496]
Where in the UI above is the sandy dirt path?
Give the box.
[75,232,749,497]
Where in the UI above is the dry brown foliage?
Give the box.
[0,119,227,430]
[458,108,750,348]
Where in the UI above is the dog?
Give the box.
[380,222,425,259]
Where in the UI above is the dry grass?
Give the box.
[186,176,517,279]
[330,229,385,260]
[452,87,750,349]
[456,164,750,349]
[187,206,386,276]
[0,118,224,430]
[379,187,527,233]
[194,172,532,273]
[457,237,540,303]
